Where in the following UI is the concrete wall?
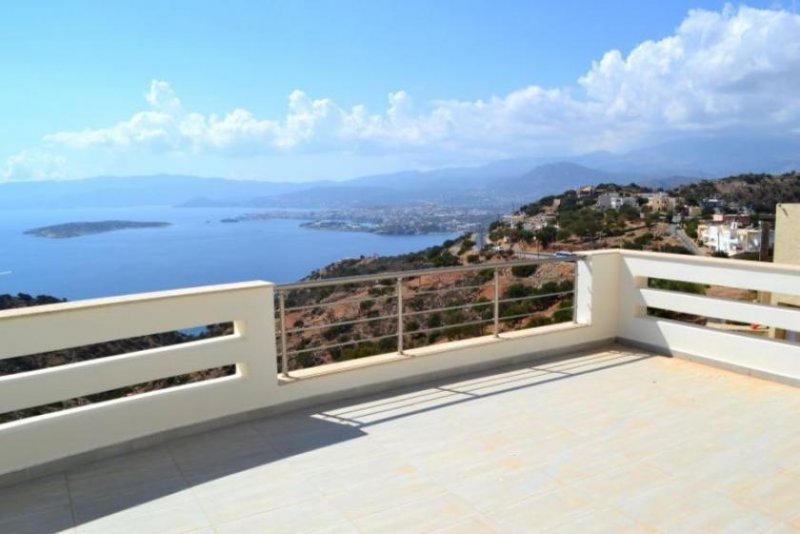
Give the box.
[0,254,621,477]
[1,250,798,478]
[0,282,280,477]
[617,250,800,384]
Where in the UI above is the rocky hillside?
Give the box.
[280,235,575,370]
[674,171,800,213]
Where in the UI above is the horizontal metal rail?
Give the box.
[276,257,581,374]
[287,333,399,356]
[403,317,494,336]
[407,283,488,297]
[498,290,574,305]
[281,293,396,314]
[403,300,492,317]
[499,306,575,322]
[276,257,578,290]
[285,313,398,335]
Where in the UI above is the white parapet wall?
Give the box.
[0,282,281,477]
[1,250,798,478]
[0,253,623,478]
[617,250,800,384]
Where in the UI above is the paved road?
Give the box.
[669,224,704,256]
[514,251,554,260]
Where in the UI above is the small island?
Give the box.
[24,220,171,239]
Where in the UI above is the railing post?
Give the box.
[493,269,500,337]
[278,291,289,377]
[397,277,404,354]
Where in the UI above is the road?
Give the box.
[669,224,704,256]
[514,251,554,260]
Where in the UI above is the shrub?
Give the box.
[525,316,552,328]
[511,265,538,278]
[505,283,533,299]
[553,308,573,323]
[426,313,443,329]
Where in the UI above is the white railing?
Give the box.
[617,250,800,381]
[0,282,280,476]
[274,257,579,376]
[0,250,798,478]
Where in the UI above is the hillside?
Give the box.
[673,171,800,213]
[0,174,319,210]
[7,169,799,383]
[0,161,697,211]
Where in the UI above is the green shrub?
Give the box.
[553,308,573,323]
[525,316,553,328]
[511,265,538,278]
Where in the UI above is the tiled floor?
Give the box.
[2,346,800,533]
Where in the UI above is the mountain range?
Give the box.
[1,135,798,210]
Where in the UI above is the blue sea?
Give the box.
[0,207,454,301]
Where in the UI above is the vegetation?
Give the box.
[24,220,171,239]
[675,171,800,214]
[646,278,707,321]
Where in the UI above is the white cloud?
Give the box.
[2,151,67,180]
[578,5,800,131]
[145,80,181,112]
[27,5,800,173]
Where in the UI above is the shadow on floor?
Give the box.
[17,346,654,529]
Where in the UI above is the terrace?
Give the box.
[1,250,799,532]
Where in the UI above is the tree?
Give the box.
[535,226,558,248]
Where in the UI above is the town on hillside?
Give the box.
[480,177,784,261]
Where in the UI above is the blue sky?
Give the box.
[1,0,797,181]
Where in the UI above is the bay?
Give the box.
[0,206,454,300]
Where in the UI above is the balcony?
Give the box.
[1,250,799,532]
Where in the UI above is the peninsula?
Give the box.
[24,220,171,239]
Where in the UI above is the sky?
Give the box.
[1,0,798,181]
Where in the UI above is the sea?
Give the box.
[0,206,455,301]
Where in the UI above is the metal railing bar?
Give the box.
[279,291,289,377]
[493,269,500,337]
[498,307,575,323]
[279,286,574,317]
[287,333,399,356]
[284,313,399,335]
[396,277,404,354]
[406,283,488,297]
[498,290,574,305]
[498,311,548,322]
[281,293,396,313]
[402,301,492,318]
[277,257,578,290]
[403,317,495,336]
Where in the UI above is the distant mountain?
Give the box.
[3,135,797,210]
[492,162,614,196]
[345,160,628,206]
[246,185,421,208]
[0,164,695,211]
[0,175,322,209]
[572,135,800,177]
